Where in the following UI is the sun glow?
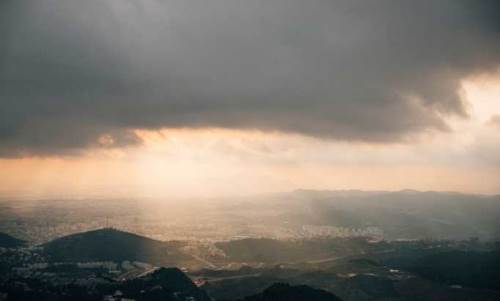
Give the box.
[1,74,500,200]
[462,73,500,124]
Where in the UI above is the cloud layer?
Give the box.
[1,0,500,156]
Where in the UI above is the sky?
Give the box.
[1,0,500,199]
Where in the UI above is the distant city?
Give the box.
[1,190,499,300]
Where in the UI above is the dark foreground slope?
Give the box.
[200,241,500,301]
[41,228,200,268]
[1,267,211,301]
[242,283,342,301]
[120,267,211,301]
[0,233,25,248]
[386,250,500,291]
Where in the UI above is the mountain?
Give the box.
[0,232,25,248]
[1,267,211,301]
[241,283,342,301]
[387,250,500,291]
[252,190,500,240]
[215,237,369,263]
[41,228,202,268]
[119,267,212,301]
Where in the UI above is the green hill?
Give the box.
[0,232,25,248]
[41,228,201,268]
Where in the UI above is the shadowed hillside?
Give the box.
[41,228,201,268]
[242,283,342,301]
[0,232,25,248]
[120,267,212,301]
[1,267,211,301]
[216,237,370,263]
[387,250,500,290]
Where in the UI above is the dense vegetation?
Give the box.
[41,228,199,268]
[242,283,342,301]
[0,232,25,248]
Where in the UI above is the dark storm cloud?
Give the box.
[1,0,500,156]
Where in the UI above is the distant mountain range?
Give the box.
[260,190,500,240]
[41,228,204,269]
[0,232,25,248]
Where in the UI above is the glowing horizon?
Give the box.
[1,73,499,200]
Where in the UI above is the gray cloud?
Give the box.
[1,0,500,156]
